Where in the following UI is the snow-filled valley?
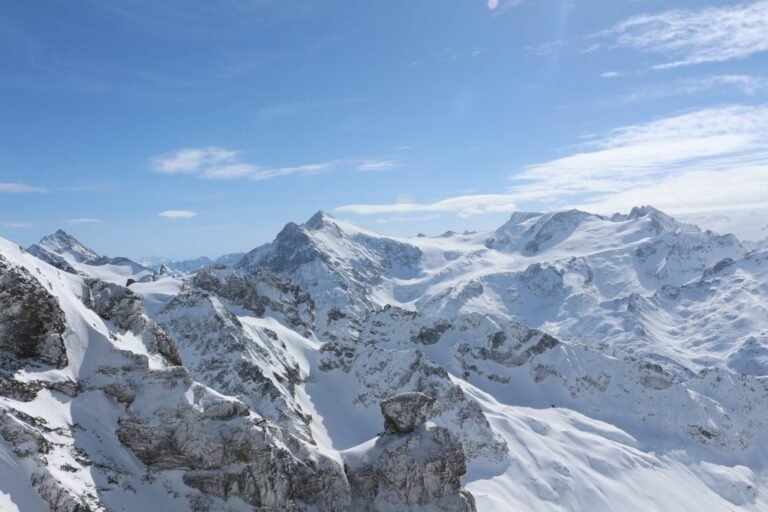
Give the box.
[1,206,768,511]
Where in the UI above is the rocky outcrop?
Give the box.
[108,365,351,511]
[193,265,315,335]
[157,289,316,443]
[344,393,476,512]
[319,338,508,462]
[381,392,435,434]
[82,278,182,365]
[0,410,103,512]
[0,254,68,367]
[26,244,78,273]
[194,265,264,315]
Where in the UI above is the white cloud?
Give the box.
[336,194,518,218]
[704,75,768,96]
[159,210,197,219]
[151,146,338,181]
[335,104,768,217]
[601,71,621,79]
[598,1,768,69]
[151,147,238,174]
[489,0,524,14]
[0,182,46,193]
[514,105,768,185]
[375,214,440,224]
[1,221,33,229]
[618,75,768,102]
[66,218,103,224]
[201,161,333,181]
[356,160,398,172]
[573,166,768,215]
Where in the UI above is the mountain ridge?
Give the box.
[1,206,767,511]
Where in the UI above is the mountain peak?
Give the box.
[503,211,543,226]
[305,210,335,230]
[43,229,77,244]
[628,205,663,219]
[619,205,685,235]
[37,229,101,263]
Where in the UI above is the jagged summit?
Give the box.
[485,206,697,254]
[611,205,685,234]
[28,229,155,285]
[628,205,663,218]
[305,210,335,230]
[36,229,101,263]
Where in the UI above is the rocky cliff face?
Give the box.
[82,278,182,365]
[238,211,422,338]
[156,288,318,443]
[0,238,352,512]
[109,364,351,511]
[194,264,315,335]
[0,254,67,368]
[344,393,476,512]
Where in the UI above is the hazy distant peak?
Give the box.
[37,229,101,263]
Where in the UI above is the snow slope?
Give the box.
[28,230,157,286]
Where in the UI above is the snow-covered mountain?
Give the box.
[28,230,156,286]
[2,206,768,511]
[140,252,245,275]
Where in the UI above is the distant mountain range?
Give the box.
[139,253,245,275]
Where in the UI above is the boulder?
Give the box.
[345,393,476,511]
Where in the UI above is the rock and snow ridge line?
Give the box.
[0,235,476,511]
[1,205,767,511]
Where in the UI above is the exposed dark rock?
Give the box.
[381,392,436,434]
[194,265,265,315]
[0,255,68,367]
[412,322,452,345]
[345,394,476,512]
[26,244,78,273]
[82,278,182,365]
[113,371,351,510]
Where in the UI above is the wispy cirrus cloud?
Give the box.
[337,194,519,218]
[159,210,197,219]
[336,104,768,217]
[0,182,46,193]
[152,147,399,181]
[375,214,440,224]
[356,160,398,172]
[487,0,524,13]
[151,147,337,181]
[595,1,768,69]
[618,75,768,103]
[66,218,103,224]
[254,97,369,124]
[151,147,238,175]
[1,221,33,229]
[508,104,768,211]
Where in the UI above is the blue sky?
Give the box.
[1,0,767,258]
